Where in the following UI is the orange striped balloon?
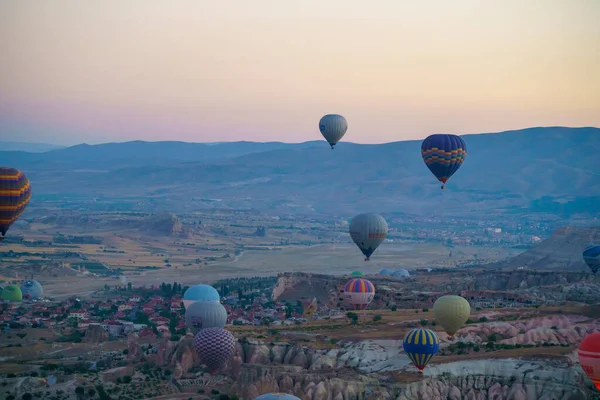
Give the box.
[0,167,31,239]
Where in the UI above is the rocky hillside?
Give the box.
[486,226,600,272]
[147,313,600,399]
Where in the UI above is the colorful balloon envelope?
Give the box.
[349,213,388,261]
[421,134,467,190]
[343,278,375,310]
[433,295,471,339]
[578,332,600,390]
[183,284,220,309]
[254,394,301,400]
[403,328,440,372]
[185,300,227,333]
[583,245,600,274]
[0,167,32,239]
[193,327,236,373]
[319,114,348,149]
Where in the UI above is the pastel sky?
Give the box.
[1,0,599,145]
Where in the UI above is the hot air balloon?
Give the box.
[1,285,23,302]
[21,280,43,300]
[350,271,365,277]
[254,394,301,400]
[183,284,220,308]
[421,134,467,190]
[403,328,440,372]
[578,332,600,390]
[319,114,348,149]
[343,278,375,310]
[379,269,394,276]
[193,327,236,373]
[392,269,410,278]
[185,300,228,333]
[0,167,32,240]
[433,295,471,339]
[349,213,388,261]
[583,245,600,274]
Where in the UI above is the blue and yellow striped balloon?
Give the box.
[403,328,440,372]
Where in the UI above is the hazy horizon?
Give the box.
[1,0,599,146]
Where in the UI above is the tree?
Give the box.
[373,314,382,322]
[88,388,96,397]
[75,386,85,397]
[127,282,132,291]
[22,394,33,400]
[346,312,358,323]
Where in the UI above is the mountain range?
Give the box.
[2,126,599,216]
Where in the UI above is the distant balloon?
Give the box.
[350,271,365,277]
[583,245,600,274]
[433,295,471,339]
[185,300,227,333]
[193,328,236,373]
[254,394,301,400]
[349,213,388,261]
[343,278,376,310]
[392,269,410,277]
[21,280,43,299]
[0,167,32,239]
[1,285,23,302]
[403,328,440,372]
[578,332,600,390]
[421,134,467,190]
[379,269,394,276]
[319,114,348,149]
[183,284,220,309]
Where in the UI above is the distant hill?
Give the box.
[0,141,65,153]
[487,226,600,272]
[3,126,600,216]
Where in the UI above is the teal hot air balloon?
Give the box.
[421,134,467,190]
[185,300,228,333]
[403,328,440,372]
[583,245,600,274]
[319,114,348,149]
[183,284,220,309]
[254,394,301,400]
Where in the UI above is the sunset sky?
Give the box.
[1,0,599,145]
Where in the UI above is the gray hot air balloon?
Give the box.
[319,114,348,149]
[349,213,388,261]
[21,280,43,299]
[185,300,228,333]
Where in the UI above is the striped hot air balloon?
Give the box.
[343,278,375,310]
[421,134,467,190]
[578,332,600,390]
[193,327,236,374]
[433,295,471,339]
[319,114,348,149]
[0,167,32,239]
[403,328,440,372]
